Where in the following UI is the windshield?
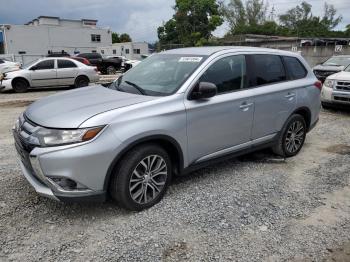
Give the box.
[323,57,350,67]
[344,65,350,72]
[111,54,207,96]
[23,59,40,69]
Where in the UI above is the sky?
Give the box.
[0,0,349,42]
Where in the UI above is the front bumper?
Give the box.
[14,124,122,202]
[0,79,12,91]
[321,85,350,106]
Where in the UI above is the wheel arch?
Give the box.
[103,135,184,191]
[292,107,312,131]
[11,77,30,88]
[75,74,90,82]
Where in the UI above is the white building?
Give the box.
[98,42,149,60]
[0,16,111,64]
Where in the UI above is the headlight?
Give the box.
[32,126,105,147]
[323,79,335,88]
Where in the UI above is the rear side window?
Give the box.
[58,59,77,68]
[199,55,246,94]
[283,56,307,80]
[34,60,54,70]
[248,55,286,87]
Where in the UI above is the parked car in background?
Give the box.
[313,55,350,82]
[46,52,70,58]
[321,65,350,108]
[1,57,99,93]
[13,47,320,210]
[76,53,122,74]
[71,56,92,66]
[0,58,21,74]
[123,59,141,72]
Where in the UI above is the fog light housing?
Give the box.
[50,177,77,190]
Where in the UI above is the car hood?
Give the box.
[313,64,344,71]
[25,85,158,128]
[327,71,350,81]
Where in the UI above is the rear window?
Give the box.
[283,56,307,80]
[58,59,77,68]
[248,55,286,87]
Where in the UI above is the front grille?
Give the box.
[334,96,350,103]
[13,114,44,183]
[313,70,338,78]
[335,81,350,92]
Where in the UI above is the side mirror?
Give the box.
[190,82,217,100]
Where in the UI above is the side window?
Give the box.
[34,60,54,70]
[249,55,286,87]
[199,55,246,94]
[58,60,77,69]
[283,56,307,80]
[0,59,4,64]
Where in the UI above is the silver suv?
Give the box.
[13,47,321,210]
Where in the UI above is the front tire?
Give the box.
[12,79,29,93]
[272,114,307,157]
[110,144,172,211]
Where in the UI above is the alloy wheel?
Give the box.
[129,155,168,204]
[285,120,305,153]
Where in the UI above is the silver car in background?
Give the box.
[1,57,99,92]
[13,47,321,210]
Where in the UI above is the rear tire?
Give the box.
[74,76,89,88]
[12,79,29,93]
[106,66,117,75]
[272,114,307,157]
[109,144,172,211]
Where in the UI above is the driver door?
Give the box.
[30,59,57,87]
[184,54,254,164]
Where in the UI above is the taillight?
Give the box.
[314,80,322,90]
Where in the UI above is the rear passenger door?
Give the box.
[57,59,79,86]
[247,54,299,140]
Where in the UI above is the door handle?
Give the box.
[285,93,295,99]
[239,102,253,110]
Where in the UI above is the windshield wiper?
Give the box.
[124,80,146,95]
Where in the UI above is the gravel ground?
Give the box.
[0,89,350,261]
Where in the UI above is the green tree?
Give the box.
[112,32,120,43]
[119,33,132,42]
[157,0,223,47]
[222,0,270,35]
[279,1,342,37]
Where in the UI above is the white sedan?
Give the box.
[0,57,100,93]
[0,58,21,74]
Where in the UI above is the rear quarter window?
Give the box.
[283,56,307,80]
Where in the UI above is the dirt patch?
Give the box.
[0,100,34,108]
[323,242,350,262]
[163,241,189,261]
[325,145,350,155]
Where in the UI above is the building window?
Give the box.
[133,49,141,54]
[18,51,26,54]
[101,50,104,54]
[113,49,116,54]
[91,34,101,42]
[125,49,129,54]
[91,50,97,53]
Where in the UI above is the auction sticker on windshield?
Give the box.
[179,57,203,63]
